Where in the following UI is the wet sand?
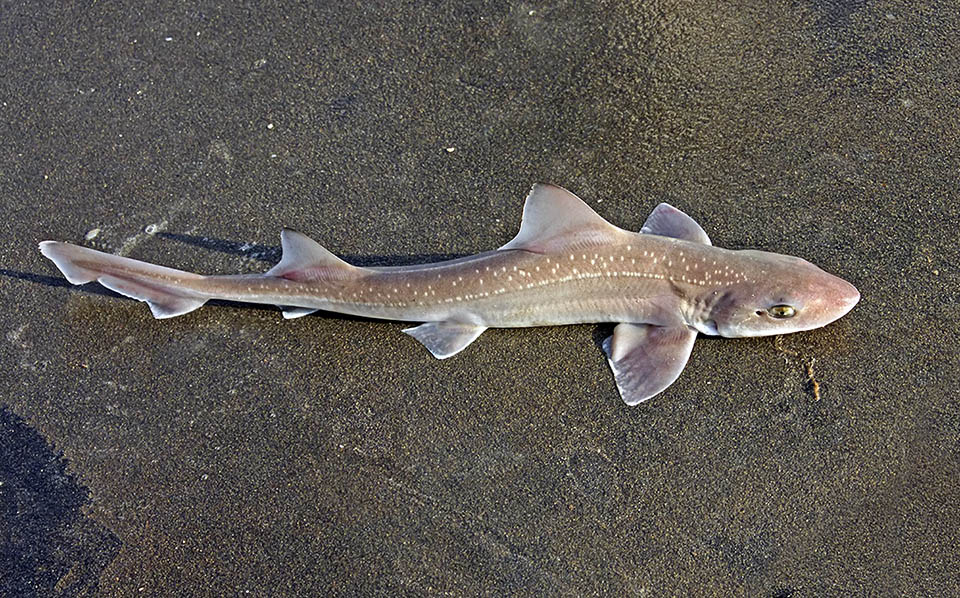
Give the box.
[1,1,958,595]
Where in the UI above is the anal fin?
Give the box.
[279,306,318,319]
[403,321,487,359]
[602,323,697,405]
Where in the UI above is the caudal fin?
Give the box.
[39,241,208,319]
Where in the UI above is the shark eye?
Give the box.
[767,304,796,319]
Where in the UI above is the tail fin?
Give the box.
[39,241,208,319]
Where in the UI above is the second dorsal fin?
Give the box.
[499,184,630,253]
[265,228,361,281]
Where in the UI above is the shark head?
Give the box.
[704,249,860,338]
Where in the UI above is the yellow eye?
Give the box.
[768,305,796,319]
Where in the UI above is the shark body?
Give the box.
[40,184,860,404]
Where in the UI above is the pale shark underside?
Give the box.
[40,184,859,405]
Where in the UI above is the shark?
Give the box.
[39,184,860,405]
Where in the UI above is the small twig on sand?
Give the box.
[774,336,822,401]
[805,358,821,401]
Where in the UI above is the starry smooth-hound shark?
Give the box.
[39,184,860,405]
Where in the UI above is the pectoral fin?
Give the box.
[602,323,697,405]
[640,203,711,245]
[403,321,487,359]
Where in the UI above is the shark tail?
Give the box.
[39,241,208,318]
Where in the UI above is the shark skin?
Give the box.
[39,184,860,405]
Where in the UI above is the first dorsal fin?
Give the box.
[499,184,631,253]
[640,203,711,245]
[265,228,361,281]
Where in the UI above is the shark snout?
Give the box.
[821,275,860,322]
[836,278,860,313]
[843,281,860,309]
